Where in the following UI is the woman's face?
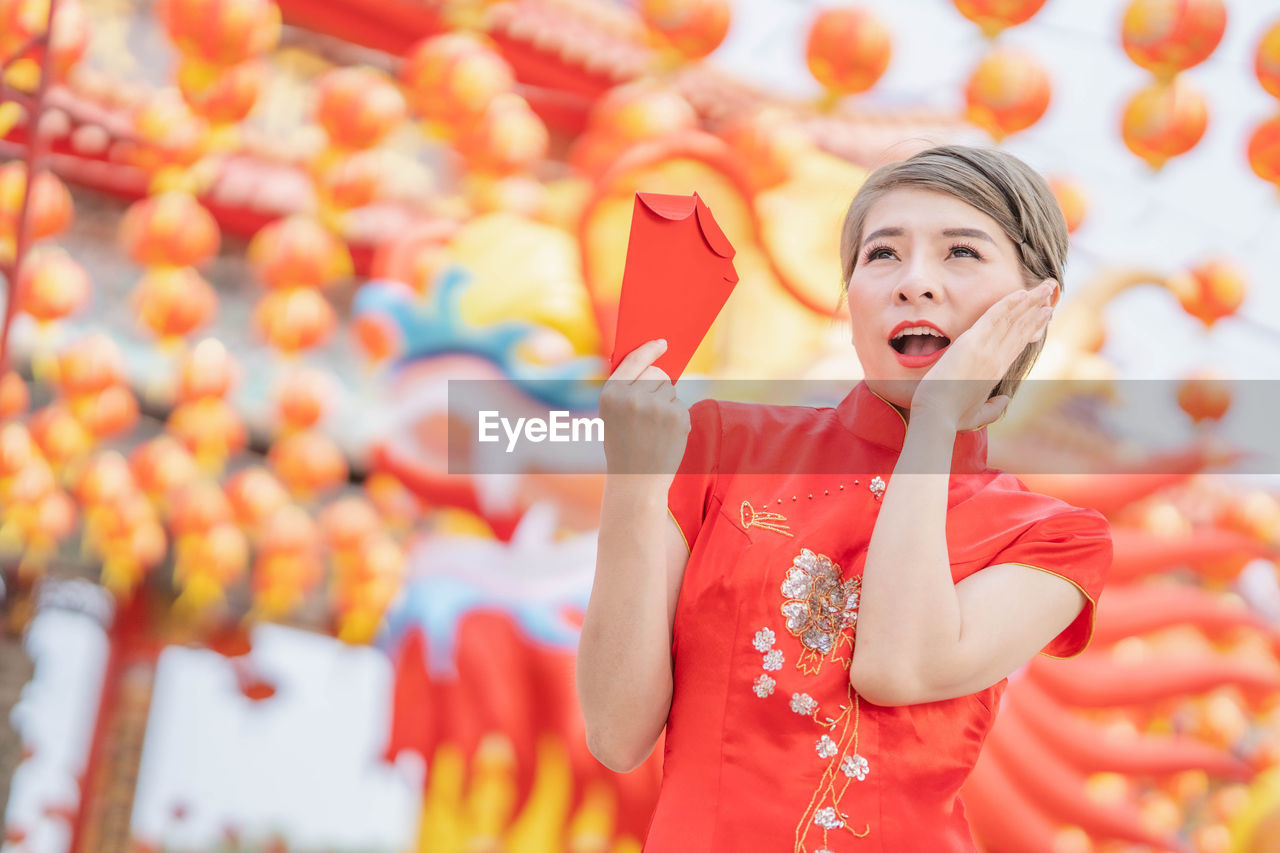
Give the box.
[846,187,1038,409]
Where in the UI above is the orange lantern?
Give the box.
[953,0,1046,38]
[457,93,548,175]
[0,372,28,419]
[314,149,383,211]
[252,288,337,354]
[805,6,891,99]
[30,488,76,547]
[400,33,515,132]
[131,89,210,173]
[1169,257,1246,327]
[131,266,218,341]
[75,385,140,440]
[314,66,407,151]
[1247,114,1280,189]
[0,163,73,242]
[1258,20,1280,100]
[224,466,289,527]
[167,479,233,538]
[56,335,125,399]
[351,310,403,367]
[319,496,381,553]
[247,215,352,290]
[718,107,812,193]
[1121,76,1208,170]
[16,246,90,324]
[130,436,200,500]
[119,191,220,269]
[587,80,700,145]
[252,503,323,616]
[167,396,247,466]
[268,430,348,498]
[1177,371,1231,424]
[154,0,281,66]
[276,368,332,433]
[0,0,89,81]
[639,0,731,61]
[176,58,263,126]
[174,521,248,605]
[1047,176,1088,234]
[964,46,1051,141]
[364,471,422,527]
[27,403,93,468]
[1122,0,1227,80]
[72,450,134,507]
[177,338,237,402]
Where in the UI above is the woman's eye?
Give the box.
[950,244,981,259]
[865,246,896,261]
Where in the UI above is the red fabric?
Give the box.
[648,380,1112,852]
[608,192,738,381]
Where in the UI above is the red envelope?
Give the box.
[607,192,738,381]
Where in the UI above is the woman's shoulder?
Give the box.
[967,467,1111,536]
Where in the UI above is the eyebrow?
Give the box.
[861,227,997,248]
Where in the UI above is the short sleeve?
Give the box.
[988,507,1113,659]
[667,399,721,551]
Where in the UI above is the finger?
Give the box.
[636,365,674,388]
[610,339,668,383]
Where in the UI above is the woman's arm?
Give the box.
[847,409,1086,707]
[578,492,689,772]
[577,338,692,773]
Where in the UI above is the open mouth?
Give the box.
[889,332,952,356]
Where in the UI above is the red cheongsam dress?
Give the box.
[646,379,1113,853]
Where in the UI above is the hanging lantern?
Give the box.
[319,496,381,553]
[1177,371,1231,424]
[167,396,247,468]
[16,246,90,325]
[177,337,237,403]
[75,385,139,440]
[174,521,248,609]
[268,430,348,498]
[0,0,89,82]
[119,191,221,269]
[130,89,210,175]
[805,6,891,98]
[1258,20,1280,99]
[247,215,352,290]
[130,436,200,501]
[224,466,289,527]
[1047,176,1088,234]
[131,266,218,341]
[457,93,549,176]
[56,335,125,399]
[964,47,1051,141]
[639,0,731,61]
[154,0,281,66]
[952,0,1047,38]
[1121,76,1208,170]
[275,368,333,433]
[252,503,323,618]
[718,107,812,193]
[1121,0,1227,81]
[314,149,383,212]
[0,372,28,419]
[332,531,405,644]
[1169,257,1246,328]
[314,66,407,152]
[166,478,233,539]
[72,450,133,506]
[570,81,699,176]
[0,163,74,242]
[27,403,93,468]
[1247,114,1280,189]
[400,33,515,134]
[176,57,263,126]
[252,288,337,354]
[350,309,404,367]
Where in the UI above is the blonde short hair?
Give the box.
[839,145,1069,402]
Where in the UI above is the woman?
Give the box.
[577,145,1113,852]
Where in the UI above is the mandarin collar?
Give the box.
[835,380,989,474]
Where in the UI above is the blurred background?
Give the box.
[3,0,1280,851]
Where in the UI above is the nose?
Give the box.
[892,264,944,303]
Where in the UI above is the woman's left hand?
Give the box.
[910,279,1057,430]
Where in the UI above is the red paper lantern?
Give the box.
[28,403,93,467]
[314,149,383,211]
[252,288,337,354]
[718,107,812,193]
[457,93,549,176]
[1258,20,1280,99]
[132,267,218,340]
[953,0,1047,37]
[964,47,1051,141]
[131,90,210,172]
[176,58,263,125]
[76,385,139,439]
[154,0,280,66]
[130,436,201,500]
[268,430,348,497]
[1177,371,1231,424]
[1122,0,1227,80]
[247,215,352,290]
[1047,176,1088,234]
[400,33,515,132]
[119,191,221,269]
[177,338,237,402]
[167,397,247,462]
[0,0,89,80]
[1170,257,1246,328]
[224,466,289,527]
[314,66,406,151]
[57,335,125,398]
[805,6,891,97]
[1247,114,1280,189]
[1121,77,1208,170]
[276,368,332,433]
[0,372,28,419]
[167,479,233,538]
[639,0,731,61]
[16,246,90,324]
[570,81,699,176]
[351,311,403,366]
[0,163,73,242]
[72,450,133,506]
[319,496,381,552]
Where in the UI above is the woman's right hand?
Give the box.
[600,338,690,478]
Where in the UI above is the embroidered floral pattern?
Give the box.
[753,627,776,653]
[779,549,861,676]
[814,808,843,830]
[752,674,775,698]
[868,476,886,500]
[841,754,870,781]
[763,649,785,671]
[790,693,818,716]
[816,735,838,758]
